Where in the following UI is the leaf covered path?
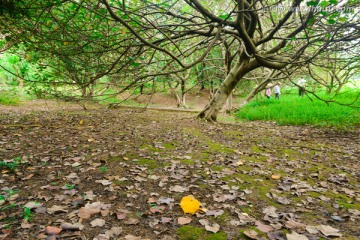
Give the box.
[0,101,359,239]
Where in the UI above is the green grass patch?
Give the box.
[236,90,360,128]
[0,91,20,105]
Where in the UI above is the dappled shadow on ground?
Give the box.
[0,101,359,239]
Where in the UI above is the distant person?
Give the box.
[274,82,281,99]
[265,87,271,99]
[297,78,307,97]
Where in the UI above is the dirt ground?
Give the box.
[0,100,359,240]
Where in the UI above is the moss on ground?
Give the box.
[206,141,234,154]
[251,145,262,153]
[134,158,159,169]
[176,226,227,240]
[181,159,195,165]
[177,226,205,240]
[112,180,129,186]
[163,142,176,149]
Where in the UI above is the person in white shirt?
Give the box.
[297,78,307,97]
[274,82,280,99]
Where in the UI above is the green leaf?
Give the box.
[160,3,170,7]
[330,11,340,17]
[329,0,338,4]
[338,17,347,22]
[325,33,332,38]
[218,14,233,20]
[319,1,330,7]
[307,17,315,25]
[99,8,107,14]
[129,21,139,27]
[284,45,292,51]
[328,18,336,24]
[202,66,213,71]
[181,5,191,13]
[131,62,140,67]
[306,1,318,7]
[319,11,328,16]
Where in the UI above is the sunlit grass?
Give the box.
[236,89,360,128]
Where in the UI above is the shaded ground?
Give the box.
[118,91,244,110]
[0,100,359,240]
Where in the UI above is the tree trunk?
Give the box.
[225,92,233,112]
[168,81,187,108]
[198,58,258,121]
[81,84,87,97]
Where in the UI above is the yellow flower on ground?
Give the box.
[180,195,201,215]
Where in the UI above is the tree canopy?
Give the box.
[1,0,359,120]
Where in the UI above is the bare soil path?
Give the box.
[0,100,359,240]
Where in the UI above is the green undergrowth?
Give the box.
[236,90,360,128]
[0,91,20,105]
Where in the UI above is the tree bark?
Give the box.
[198,58,259,121]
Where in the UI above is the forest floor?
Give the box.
[0,100,359,240]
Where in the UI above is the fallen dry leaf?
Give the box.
[83,191,96,200]
[157,197,174,205]
[21,174,34,180]
[316,225,342,237]
[21,220,34,229]
[161,217,172,224]
[170,185,188,193]
[243,229,258,239]
[104,227,122,238]
[286,231,309,240]
[255,221,273,233]
[271,174,281,180]
[125,218,139,225]
[199,219,220,233]
[45,226,62,235]
[149,205,166,214]
[124,235,141,240]
[78,207,101,219]
[305,226,319,235]
[47,205,68,214]
[262,206,279,218]
[90,218,106,227]
[60,222,84,231]
[95,179,112,186]
[178,217,192,225]
[206,209,224,217]
[276,196,291,205]
[285,219,306,232]
[24,201,43,210]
